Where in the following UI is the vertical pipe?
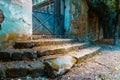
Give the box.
[54,0,63,35]
[53,0,56,34]
[114,0,120,46]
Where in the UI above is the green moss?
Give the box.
[87,0,116,14]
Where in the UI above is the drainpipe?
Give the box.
[114,0,120,46]
[54,0,61,34]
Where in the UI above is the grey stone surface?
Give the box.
[58,43,120,80]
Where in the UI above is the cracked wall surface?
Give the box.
[69,0,103,41]
[0,0,32,42]
[86,0,117,38]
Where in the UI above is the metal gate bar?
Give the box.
[32,13,54,35]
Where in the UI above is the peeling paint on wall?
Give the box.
[0,0,32,42]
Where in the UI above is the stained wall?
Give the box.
[68,0,103,41]
[0,0,32,42]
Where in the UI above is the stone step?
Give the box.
[0,61,44,79]
[69,46,100,58]
[41,46,101,78]
[31,35,77,40]
[0,46,101,79]
[14,39,77,49]
[31,35,70,40]
[34,42,90,57]
[40,46,101,61]
[0,43,89,62]
[0,49,37,61]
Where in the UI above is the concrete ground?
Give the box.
[56,40,120,80]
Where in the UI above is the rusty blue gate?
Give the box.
[32,0,64,35]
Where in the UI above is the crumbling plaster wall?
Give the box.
[69,0,103,41]
[0,0,32,42]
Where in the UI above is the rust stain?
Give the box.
[0,33,29,42]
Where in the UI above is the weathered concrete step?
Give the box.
[0,49,37,61]
[14,39,77,49]
[31,35,71,40]
[0,46,101,79]
[40,46,101,61]
[70,46,101,60]
[42,46,101,78]
[0,43,89,62]
[34,43,90,57]
[0,61,44,79]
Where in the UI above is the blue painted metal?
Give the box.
[32,0,64,35]
[32,13,54,34]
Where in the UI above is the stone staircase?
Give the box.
[0,35,101,79]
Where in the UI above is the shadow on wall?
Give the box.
[88,9,103,41]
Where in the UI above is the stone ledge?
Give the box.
[0,61,44,78]
[0,46,101,79]
[0,49,37,61]
[35,43,90,57]
[43,46,101,78]
[0,42,90,62]
[14,39,77,49]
